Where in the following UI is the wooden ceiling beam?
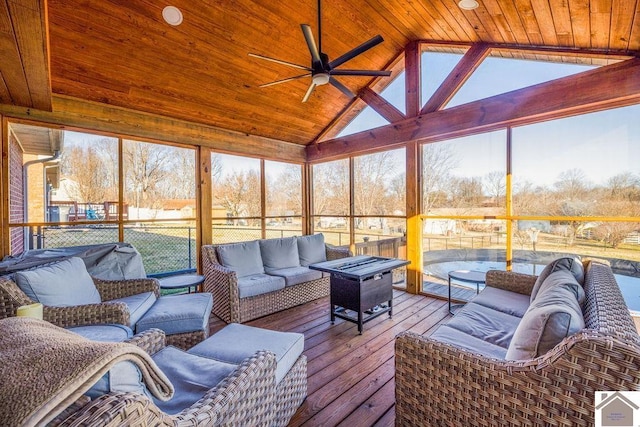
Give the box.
[420,42,490,114]
[359,87,405,123]
[307,57,640,161]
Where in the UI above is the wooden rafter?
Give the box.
[359,87,405,123]
[420,43,490,114]
[404,41,421,117]
[307,57,640,161]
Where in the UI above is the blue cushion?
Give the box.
[67,324,133,342]
[216,241,265,278]
[530,257,584,302]
[110,291,157,328]
[446,302,521,349]
[85,360,148,400]
[259,237,300,272]
[15,257,101,307]
[431,325,507,359]
[267,266,322,287]
[237,274,285,298]
[471,287,530,318]
[297,234,327,266]
[135,293,213,335]
[151,346,237,415]
[189,323,304,384]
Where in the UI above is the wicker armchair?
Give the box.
[0,274,159,328]
[202,241,351,323]
[395,260,640,426]
[42,328,279,427]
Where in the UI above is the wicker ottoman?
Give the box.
[188,323,307,427]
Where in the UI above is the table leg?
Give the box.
[388,299,393,317]
[357,311,363,335]
[331,304,335,324]
[448,275,453,315]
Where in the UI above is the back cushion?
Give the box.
[259,237,300,272]
[530,257,584,303]
[216,241,265,278]
[15,257,101,307]
[297,234,327,266]
[506,281,584,360]
[534,270,585,306]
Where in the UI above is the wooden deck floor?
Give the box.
[208,290,451,426]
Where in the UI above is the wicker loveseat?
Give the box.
[202,234,351,323]
[395,259,640,426]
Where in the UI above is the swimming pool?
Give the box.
[425,260,640,312]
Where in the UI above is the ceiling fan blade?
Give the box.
[331,69,392,77]
[329,77,355,99]
[301,24,322,65]
[259,73,311,88]
[328,35,384,69]
[248,53,311,71]
[302,82,317,103]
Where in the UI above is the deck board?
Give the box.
[209,290,450,426]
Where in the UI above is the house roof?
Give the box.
[1,0,639,149]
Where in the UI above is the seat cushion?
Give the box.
[297,234,327,266]
[136,293,213,335]
[530,256,584,302]
[471,286,530,318]
[110,291,157,328]
[506,282,584,360]
[260,237,301,272]
[85,360,148,400]
[151,346,238,415]
[189,323,304,384]
[446,302,521,349]
[430,324,507,359]
[267,266,323,287]
[217,240,265,278]
[237,273,286,298]
[67,324,133,342]
[15,257,101,307]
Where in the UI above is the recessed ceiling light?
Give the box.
[458,0,479,10]
[162,6,183,26]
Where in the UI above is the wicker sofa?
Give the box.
[395,259,640,426]
[202,234,351,323]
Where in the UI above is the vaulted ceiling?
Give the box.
[1,0,639,147]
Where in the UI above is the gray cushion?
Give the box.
[535,270,586,305]
[446,302,521,349]
[15,257,101,307]
[67,324,133,342]
[189,323,304,384]
[297,234,327,266]
[267,266,323,287]
[85,360,148,400]
[259,237,300,272]
[430,324,507,359]
[151,346,237,415]
[506,283,584,360]
[237,274,286,298]
[471,286,530,318]
[216,241,264,278]
[136,293,213,335]
[531,257,584,302]
[111,291,157,328]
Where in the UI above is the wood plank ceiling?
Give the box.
[4,0,640,146]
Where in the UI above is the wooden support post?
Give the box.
[405,141,422,294]
[405,41,422,118]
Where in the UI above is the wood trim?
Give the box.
[0,95,306,163]
[303,162,311,234]
[1,115,7,256]
[260,158,266,239]
[197,147,211,269]
[348,156,355,254]
[404,41,421,117]
[420,43,490,114]
[405,140,421,294]
[307,57,640,162]
[359,87,406,123]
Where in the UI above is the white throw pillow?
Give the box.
[15,257,101,307]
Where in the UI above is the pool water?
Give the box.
[425,260,640,312]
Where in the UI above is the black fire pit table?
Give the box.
[310,255,410,334]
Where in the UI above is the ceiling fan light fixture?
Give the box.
[312,72,330,86]
[458,0,479,10]
[162,6,183,26]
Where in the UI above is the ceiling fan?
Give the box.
[249,0,391,102]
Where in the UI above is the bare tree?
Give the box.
[60,140,117,203]
[123,141,175,209]
[268,166,302,216]
[213,170,261,222]
[423,143,457,212]
[312,160,349,216]
[483,170,505,206]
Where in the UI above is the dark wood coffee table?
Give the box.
[310,255,410,334]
